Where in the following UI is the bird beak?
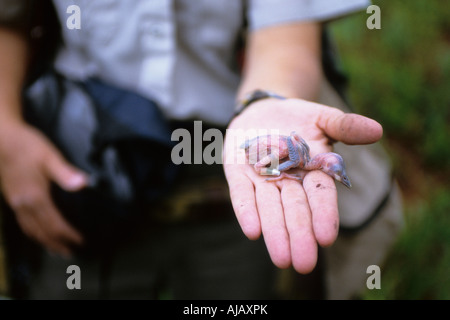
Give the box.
[334,173,352,189]
[342,177,352,189]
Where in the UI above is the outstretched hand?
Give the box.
[223,98,382,274]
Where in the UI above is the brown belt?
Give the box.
[151,175,234,223]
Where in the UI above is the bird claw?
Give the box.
[265,173,303,182]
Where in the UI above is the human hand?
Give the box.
[0,122,89,257]
[223,98,382,273]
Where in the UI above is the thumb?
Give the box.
[45,152,89,192]
[318,108,383,145]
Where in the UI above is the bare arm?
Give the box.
[0,29,28,126]
[237,22,322,101]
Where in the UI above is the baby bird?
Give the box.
[241,131,352,188]
[303,152,352,188]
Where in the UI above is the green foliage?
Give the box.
[330,0,450,299]
[363,189,450,299]
[330,0,450,171]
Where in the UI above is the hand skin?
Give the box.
[0,121,89,257]
[0,29,88,257]
[223,98,383,274]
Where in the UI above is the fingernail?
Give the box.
[66,173,88,190]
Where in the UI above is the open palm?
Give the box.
[223,98,382,273]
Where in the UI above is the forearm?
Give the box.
[237,22,322,102]
[0,28,29,128]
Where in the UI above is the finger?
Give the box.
[9,184,84,255]
[281,180,317,274]
[302,170,339,247]
[16,207,74,257]
[318,107,383,145]
[256,181,291,269]
[35,194,84,247]
[45,152,89,191]
[15,205,52,249]
[225,166,261,240]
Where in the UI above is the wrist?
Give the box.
[0,112,27,146]
[0,111,25,131]
[233,89,286,118]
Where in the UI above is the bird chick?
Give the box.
[304,152,352,188]
[242,131,352,188]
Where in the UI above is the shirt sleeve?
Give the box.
[248,0,371,30]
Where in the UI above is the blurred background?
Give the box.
[0,0,449,299]
[330,0,450,299]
